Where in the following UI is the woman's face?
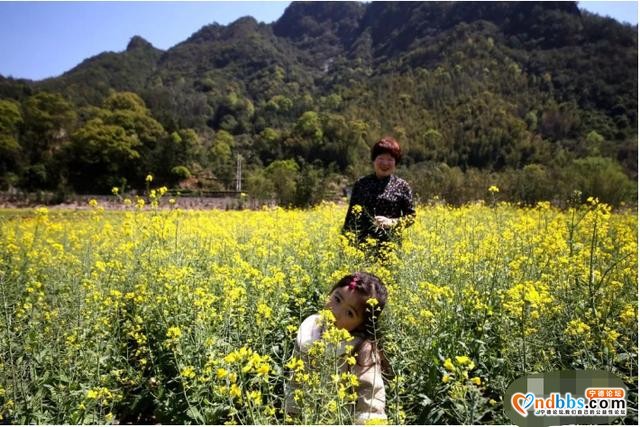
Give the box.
[373,153,396,178]
[325,287,365,332]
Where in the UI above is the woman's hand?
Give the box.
[373,215,397,229]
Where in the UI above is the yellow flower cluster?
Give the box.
[441,355,483,404]
[503,280,554,331]
[85,387,121,405]
[223,346,271,379]
[565,319,591,337]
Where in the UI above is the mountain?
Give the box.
[37,35,163,106]
[0,1,636,206]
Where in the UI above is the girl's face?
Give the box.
[325,287,365,332]
[373,153,396,178]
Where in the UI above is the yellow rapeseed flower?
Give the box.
[247,390,261,405]
[286,357,304,372]
[443,358,455,371]
[166,326,182,339]
[565,319,591,336]
[342,372,359,387]
[180,366,196,379]
[619,304,637,325]
[229,383,242,399]
[455,355,471,366]
[364,417,389,425]
[217,368,228,379]
[256,302,273,319]
[256,363,270,377]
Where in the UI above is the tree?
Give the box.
[568,156,635,206]
[295,111,323,143]
[209,130,235,188]
[585,130,604,156]
[67,118,141,192]
[102,91,166,182]
[256,127,283,163]
[514,164,553,204]
[265,159,299,206]
[102,93,164,138]
[0,99,23,187]
[245,167,275,201]
[266,95,293,113]
[103,91,148,112]
[294,161,326,207]
[20,92,76,189]
[212,92,255,133]
[154,129,205,186]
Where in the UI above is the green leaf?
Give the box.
[186,406,205,423]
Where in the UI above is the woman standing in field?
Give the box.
[343,136,415,248]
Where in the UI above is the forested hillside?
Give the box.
[0,1,636,206]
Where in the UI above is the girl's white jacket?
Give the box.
[285,314,387,424]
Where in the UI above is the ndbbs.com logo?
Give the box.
[511,388,626,418]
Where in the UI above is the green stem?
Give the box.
[587,217,603,351]
[171,349,195,420]
[0,271,21,421]
[520,299,527,374]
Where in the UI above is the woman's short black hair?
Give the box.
[371,136,402,162]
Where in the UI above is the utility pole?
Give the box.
[235,154,242,192]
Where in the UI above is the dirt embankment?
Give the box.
[0,192,275,210]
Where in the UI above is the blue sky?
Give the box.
[0,1,637,81]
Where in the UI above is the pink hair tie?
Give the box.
[348,274,359,290]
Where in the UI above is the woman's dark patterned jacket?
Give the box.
[343,174,415,243]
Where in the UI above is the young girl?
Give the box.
[285,272,388,424]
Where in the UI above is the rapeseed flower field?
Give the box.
[0,195,636,424]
